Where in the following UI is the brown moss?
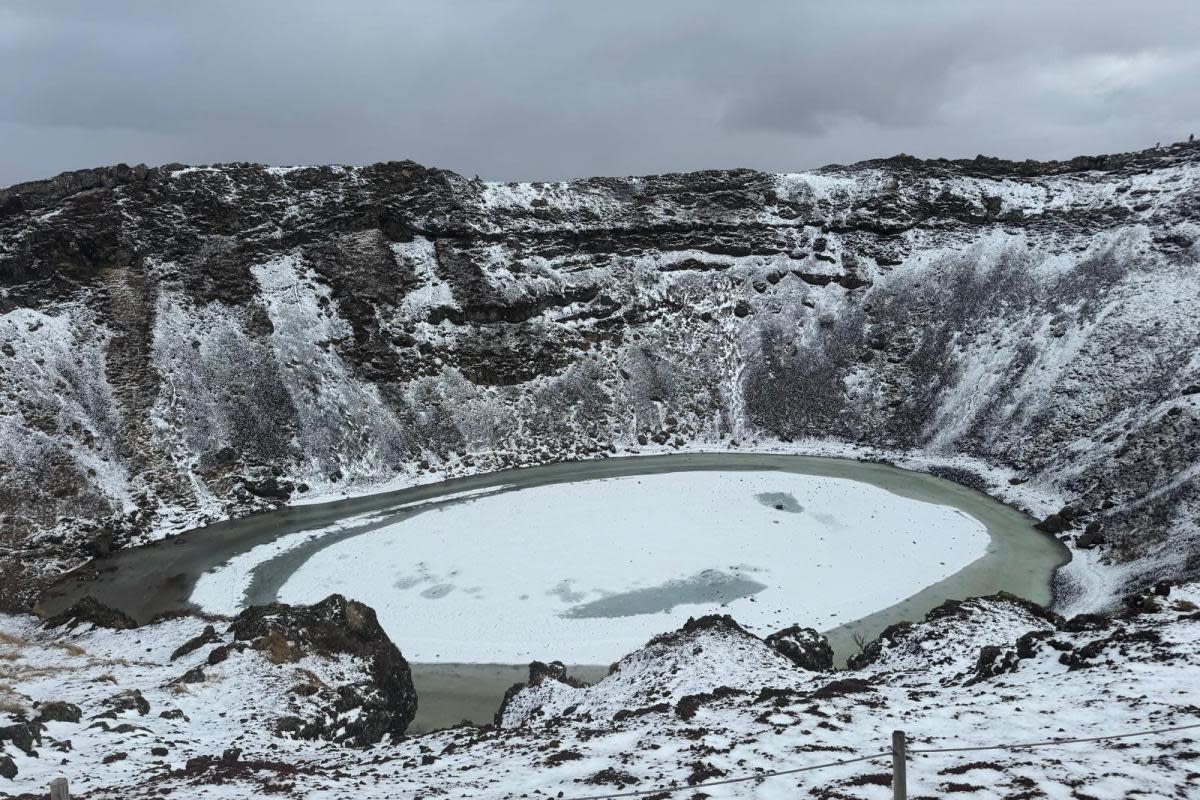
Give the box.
[253,631,301,664]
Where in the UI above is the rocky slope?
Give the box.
[1,141,1199,611]
[0,587,1196,798]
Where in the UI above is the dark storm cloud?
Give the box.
[2,0,1199,186]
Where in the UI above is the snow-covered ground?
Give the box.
[1,584,1196,799]
[193,470,989,662]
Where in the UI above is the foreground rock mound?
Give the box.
[230,594,417,745]
[0,594,412,788]
[498,614,828,729]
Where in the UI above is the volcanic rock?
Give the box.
[764,625,834,671]
[229,594,416,744]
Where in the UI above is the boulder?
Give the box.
[1062,613,1110,633]
[764,625,834,671]
[99,689,149,718]
[172,666,206,684]
[43,596,138,630]
[965,644,1020,684]
[34,701,82,724]
[229,594,416,745]
[170,624,222,661]
[1034,513,1070,534]
[242,476,294,502]
[1076,522,1105,549]
[207,643,237,665]
[274,716,304,736]
[0,722,43,755]
[0,754,15,779]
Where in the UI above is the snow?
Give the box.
[190,470,990,663]
[4,146,1200,796]
[2,586,1197,799]
[393,238,453,313]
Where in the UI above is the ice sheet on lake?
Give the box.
[193,470,990,663]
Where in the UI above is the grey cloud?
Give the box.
[2,0,1199,186]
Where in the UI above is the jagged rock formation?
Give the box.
[228,594,417,745]
[1,142,1199,610]
[42,595,139,631]
[765,623,835,670]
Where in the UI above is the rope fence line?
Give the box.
[907,721,1200,755]
[39,720,1200,800]
[562,751,894,800]
[556,720,1200,800]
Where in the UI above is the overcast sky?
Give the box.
[3,1,1199,186]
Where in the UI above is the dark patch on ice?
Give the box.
[395,562,436,591]
[394,574,427,590]
[548,580,586,603]
[420,583,455,599]
[560,569,767,619]
[756,492,804,513]
[811,512,845,530]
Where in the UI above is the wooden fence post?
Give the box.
[892,730,907,800]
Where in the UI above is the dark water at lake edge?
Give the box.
[38,453,1070,732]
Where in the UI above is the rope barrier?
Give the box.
[554,720,1200,800]
[560,751,893,800]
[907,721,1200,754]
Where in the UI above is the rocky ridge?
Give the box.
[1,141,1199,612]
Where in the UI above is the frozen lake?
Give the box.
[195,470,985,662]
[39,453,1069,729]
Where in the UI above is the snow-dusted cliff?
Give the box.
[1,142,1199,610]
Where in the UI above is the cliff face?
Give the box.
[1,144,1198,609]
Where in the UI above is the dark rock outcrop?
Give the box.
[170,624,222,661]
[34,701,82,724]
[0,722,43,755]
[230,594,416,745]
[675,686,747,720]
[966,644,1021,684]
[646,614,753,650]
[43,596,138,631]
[99,689,150,718]
[850,593,1064,670]
[764,625,834,671]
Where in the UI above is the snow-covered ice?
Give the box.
[194,470,990,662]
